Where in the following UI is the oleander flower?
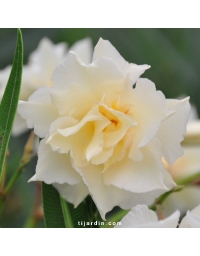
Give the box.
[0,37,92,136]
[18,38,190,219]
[179,204,200,228]
[114,205,180,228]
[163,106,200,217]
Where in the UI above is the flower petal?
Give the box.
[69,38,93,64]
[163,186,200,217]
[158,211,180,228]
[91,147,115,165]
[165,145,200,181]
[18,86,59,138]
[73,163,132,220]
[115,205,180,228]
[179,204,200,228]
[29,137,81,185]
[115,205,158,228]
[11,113,28,136]
[119,189,171,210]
[104,138,175,193]
[29,38,67,86]
[100,104,137,148]
[51,52,125,119]
[53,181,89,208]
[157,97,191,165]
[127,78,170,161]
[93,38,150,84]
[47,116,96,167]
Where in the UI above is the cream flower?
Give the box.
[114,205,180,228]
[0,37,92,136]
[179,204,200,228]
[163,106,200,217]
[18,38,190,219]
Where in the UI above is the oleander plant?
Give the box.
[0,28,200,228]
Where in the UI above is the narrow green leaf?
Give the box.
[42,182,91,228]
[62,199,91,228]
[42,182,66,228]
[0,29,23,181]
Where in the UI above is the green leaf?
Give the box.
[61,198,91,228]
[42,182,66,228]
[42,182,91,228]
[0,29,23,181]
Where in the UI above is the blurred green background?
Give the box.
[0,28,199,228]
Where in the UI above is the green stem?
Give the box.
[24,217,37,228]
[60,197,74,228]
[4,155,33,196]
[177,172,200,186]
[149,186,184,212]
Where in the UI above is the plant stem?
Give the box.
[177,172,200,186]
[0,132,35,215]
[23,182,43,228]
[3,156,33,196]
[156,204,165,220]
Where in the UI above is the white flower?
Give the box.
[163,105,200,181]
[114,205,180,228]
[0,37,92,136]
[18,38,190,220]
[179,204,200,228]
[163,105,200,217]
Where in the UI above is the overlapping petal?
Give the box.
[51,52,126,119]
[18,87,60,138]
[103,138,175,193]
[115,205,180,228]
[29,137,81,185]
[69,38,92,64]
[53,182,89,208]
[157,97,190,165]
[93,38,150,84]
[179,204,200,228]
[73,163,133,220]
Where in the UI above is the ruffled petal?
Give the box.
[157,97,191,165]
[127,78,170,161]
[51,52,125,119]
[29,137,81,185]
[73,163,132,220]
[93,38,150,84]
[104,138,175,193]
[179,204,200,228]
[69,38,93,64]
[115,205,180,228]
[29,38,67,87]
[115,205,157,228]
[18,86,59,138]
[53,181,89,208]
[165,145,200,181]
[119,189,172,210]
